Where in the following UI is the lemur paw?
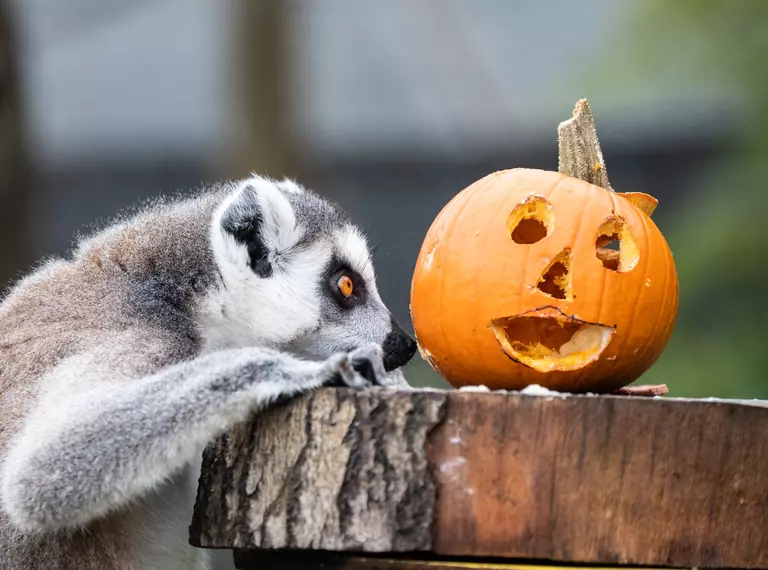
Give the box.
[324,343,395,389]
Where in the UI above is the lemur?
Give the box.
[0,175,417,570]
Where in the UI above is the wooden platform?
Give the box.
[189,387,768,569]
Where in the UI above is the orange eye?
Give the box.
[337,274,354,298]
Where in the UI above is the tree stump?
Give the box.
[189,387,768,569]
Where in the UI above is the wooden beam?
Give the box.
[230,0,301,180]
[190,388,768,569]
[233,551,677,570]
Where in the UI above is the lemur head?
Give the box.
[203,175,417,371]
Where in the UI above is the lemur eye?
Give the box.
[337,274,354,298]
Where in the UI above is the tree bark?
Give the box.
[191,388,768,570]
[190,388,446,552]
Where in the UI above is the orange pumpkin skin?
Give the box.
[410,168,679,393]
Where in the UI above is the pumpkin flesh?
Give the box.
[489,309,615,373]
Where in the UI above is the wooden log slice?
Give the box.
[189,388,768,569]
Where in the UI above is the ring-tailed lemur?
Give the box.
[0,175,417,570]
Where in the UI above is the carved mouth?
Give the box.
[489,307,615,373]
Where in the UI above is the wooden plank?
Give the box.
[190,388,768,569]
[233,551,678,570]
[429,392,768,567]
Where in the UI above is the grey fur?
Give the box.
[0,176,415,569]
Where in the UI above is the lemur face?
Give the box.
[205,176,416,371]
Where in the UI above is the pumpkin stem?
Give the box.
[557,98,613,191]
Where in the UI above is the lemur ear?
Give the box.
[219,177,298,278]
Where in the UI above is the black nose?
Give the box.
[382,316,418,372]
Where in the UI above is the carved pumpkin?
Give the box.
[410,101,678,393]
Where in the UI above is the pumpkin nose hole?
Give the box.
[596,217,639,272]
[537,249,573,301]
[507,195,553,244]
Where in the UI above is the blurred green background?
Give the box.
[2,0,766,405]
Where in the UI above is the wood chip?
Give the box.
[613,384,669,397]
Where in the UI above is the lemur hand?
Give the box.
[323,343,398,389]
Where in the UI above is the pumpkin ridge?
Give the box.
[521,175,565,310]
[522,174,566,319]
[603,189,628,378]
[509,174,569,384]
[512,179,536,381]
[610,194,650,379]
[426,182,465,374]
[482,174,515,366]
[632,209,671,376]
[567,175,590,304]
[595,184,611,363]
[438,176,488,373]
[646,210,674,370]
[582,181,609,387]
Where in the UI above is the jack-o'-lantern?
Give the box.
[410,100,678,393]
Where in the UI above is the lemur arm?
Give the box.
[0,336,391,532]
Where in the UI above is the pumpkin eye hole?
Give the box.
[337,274,354,298]
[596,217,639,272]
[507,195,554,244]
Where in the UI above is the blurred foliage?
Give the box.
[619,0,768,398]
[635,0,768,120]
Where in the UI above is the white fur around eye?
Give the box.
[335,227,376,284]
[203,176,390,357]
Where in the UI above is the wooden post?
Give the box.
[229,0,301,181]
[0,0,31,289]
[190,388,768,569]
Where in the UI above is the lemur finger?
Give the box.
[352,357,376,384]
[325,353,370,390]
[384,367,410,388]
[350,344,390,387]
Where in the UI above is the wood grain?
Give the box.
[430,392,768,568]
[232,551,673,570]
[557,98,613,191]
[189,388,446,551]
[191,388,768,569]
